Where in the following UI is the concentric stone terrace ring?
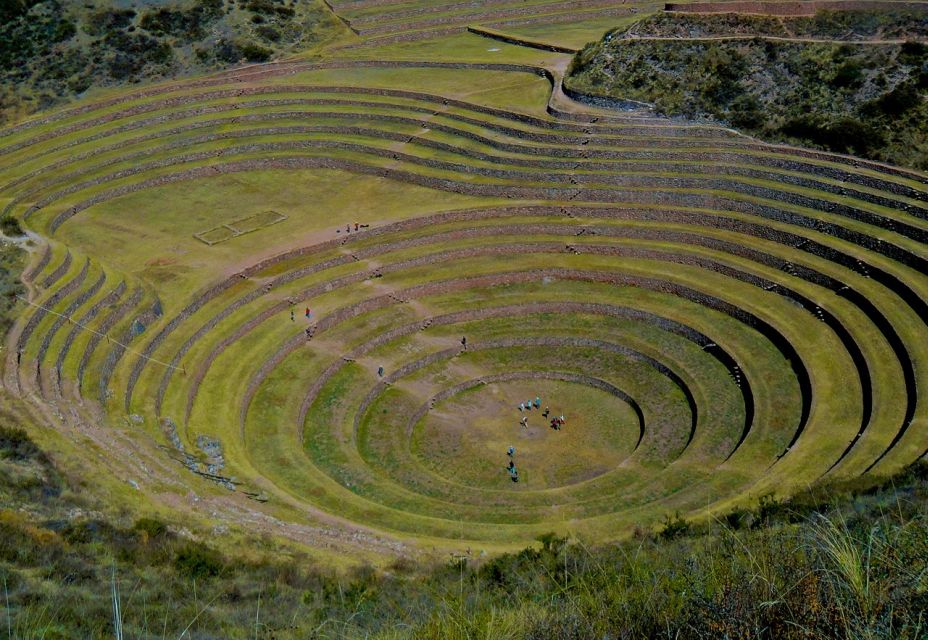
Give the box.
[5,60,927,550]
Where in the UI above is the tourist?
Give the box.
[507,445,515,456]
[534,397,541,408]
[519,403,525,412]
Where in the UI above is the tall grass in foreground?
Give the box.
[2,502,927,638]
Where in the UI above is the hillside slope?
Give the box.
[0,0,345,124]
[566,10,928,169]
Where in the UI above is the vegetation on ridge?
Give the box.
[0,0,344,125]
[566,11,928,169]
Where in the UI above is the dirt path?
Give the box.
[615,34,922,44]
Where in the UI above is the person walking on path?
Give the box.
[461,336,467,350]
[534,397,541,409]
[543,406,549,417]
[519,402,525,412]
[520,416,528,429]
[507,445,515,457]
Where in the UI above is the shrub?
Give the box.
[84,9,135,36]
[133,517,168,539]
[898,40,928,65]
[830,60,863,88]
[825,118,884,154]
[139,0,222,39]
[61,519,118,545]
[0,511,64,565]
[780,114,825,141]
[659,511,690,540]
[255,25,280,41]
[244,0,294,18]
[52,19,76,42]
[918,68,928,89]
[0,425,40,460]
[867,83,921,116]
[239,41,272,62]
[0,0,41,22]
[1,215,24,237]
[728,94,764,129]
[174,543,224,578]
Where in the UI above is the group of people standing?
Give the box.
[336,222,370,234]
[506,395,568,482]
[518,397,566,430]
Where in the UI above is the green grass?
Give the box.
[0,6,926,637]
[1,0,927,568]
[489,12,652,50]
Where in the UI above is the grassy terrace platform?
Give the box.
[1,3,927,560]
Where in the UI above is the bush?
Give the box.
[245,0,294,18]
[898,40,928,65]
[133,517,168,539]
[0,0,41,22]
[728,93,764,129]
[61,519,119,545]
[255,25,280,41]
[239,41,272,62]
[0,513,63,565]
[830,60,863,88]
[867,83,921,115]
[174,543,224,578]
[1,215,24,236]
[658,511,690,540]
[84,9,135,36]
[825,118,884,154]
[139,0,222,38]
[0,425,40,460]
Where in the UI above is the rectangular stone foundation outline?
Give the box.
[193,210,288,246]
